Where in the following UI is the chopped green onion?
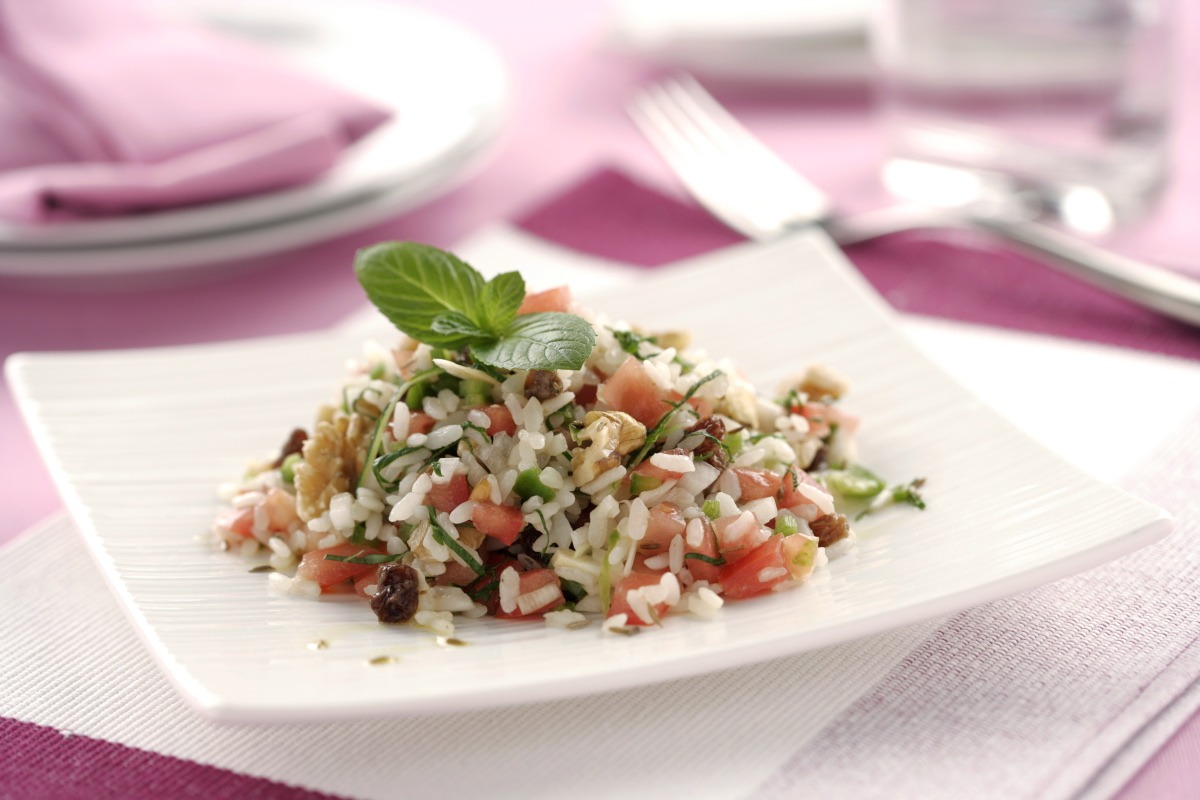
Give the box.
[460,378,490,408]
[891,478,927,510]
[513,468,555,502]
[774,510,800,536]
[598,529,620,614]
[702,498,721,520]
[823,464,886,499]
[279,453,301,485]
[629,473,663,496]
[369,363,386,380]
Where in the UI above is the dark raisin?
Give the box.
[686,416,727,470]
[271,428,308,467]
[370,563,420,623]
[810,513,850,547]
[524,369,563,401]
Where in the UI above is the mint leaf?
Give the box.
[479,272,524,333]
[354,242,485,346]
[473,312,596,370]
[431,311,491,347]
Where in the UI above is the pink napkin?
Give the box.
[0,0,391,222]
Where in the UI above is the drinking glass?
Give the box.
[872,0,1174,234]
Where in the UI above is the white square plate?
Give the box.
[7,231,1170,722]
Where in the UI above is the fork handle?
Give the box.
[827,205,1200,328]
[966,214,1200,328]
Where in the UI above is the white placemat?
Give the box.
[4,226,1200,799]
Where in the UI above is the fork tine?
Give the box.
[629,85,768,239]
[629,74,833,239]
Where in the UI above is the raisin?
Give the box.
[810,513,850,547]
[686,416,727,470]
[370,563,420,623]
[524,369,563,401]
[271,428,308,467]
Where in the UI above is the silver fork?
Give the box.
[629,74,1200,328]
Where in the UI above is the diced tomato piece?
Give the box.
[297,543,384,590]
[712,511,771,565]
[409,412,436,436]
[427,473,470,513]
[629,450,686,484]
[598,356,673,428]
[479,404,517,436]
[495,568,564,619]
[734,468,783,501]
[608,572,670,626]
[683,518,721,583]
[781,533,820,581]
[778,468,835,522]
[719,536,788,599]
[262,488,299,530]
[353,570,379,599]
[435,559,483,587]
[216,506,254,539]
[574,383,598,407]
[636,502,687,565]
[518,286,572,314]
[471,501,526,546]
[799,402,860,440]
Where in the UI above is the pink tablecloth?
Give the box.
[3,1,1200,797]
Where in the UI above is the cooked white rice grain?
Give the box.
[448,500,476,525]
[685,517,705,547]
[643,553,670,571]
[429,586,475,613]
[406,432,428,447]
[426,425,464,451]
[498,566,520,614]
[668,534,685,574]
[317,533,340,549]
[579,465,627,496]
[232,491,265,509]
[626,589,654,625]
[238,539,259,558]
[391,403,411,441]
[637,480,678,507]
[758,567,789,583]
[602,613,630,633]
[714,491,740,518]
[413,610,455,637]
[433,358,501,386]
[355,487,385,513]
[363,513,383,541]
[422,395,448,420]
[743,497,778,525]
[687,586,723,618]
[541,391,575,415]
[678,462,720,494]
[717,469,741,499]
[521,396,544,433]
[544,609,589,629]
[650,452,695,473]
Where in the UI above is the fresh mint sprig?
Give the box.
[354,242,596,371]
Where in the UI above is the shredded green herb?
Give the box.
[629,369,723,467]
[429,516,487,577]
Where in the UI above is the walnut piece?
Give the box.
[571,410,646,486]
[293,406,373,521]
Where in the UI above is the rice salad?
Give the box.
[212,242,923,638]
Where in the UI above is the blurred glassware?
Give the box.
[872,0,1174,234]
[607,0,873,84]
